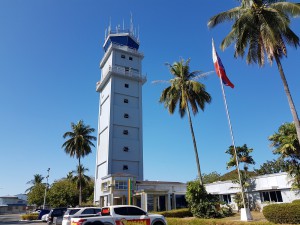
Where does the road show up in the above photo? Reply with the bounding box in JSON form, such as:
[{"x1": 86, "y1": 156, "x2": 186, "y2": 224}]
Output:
[{"x1": 0, "y1": 214, "x2": 45, "y2": 225}]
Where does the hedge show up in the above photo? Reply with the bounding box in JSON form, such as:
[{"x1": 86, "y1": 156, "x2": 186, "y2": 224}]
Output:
[
  {"x1": 21, "y1": 213, "x2": 39, "y2": 220},
  {"x1": 156, "y1": 208, "x2": 193, "y2": 218},
  {"x1": 263, "y1": 203, "x2": 300, "y2": 224},
  {"x1": 166, "y1": 218, "x2": 274, "y2": 225},
  {"x1": 292, "y1": 199, "x2": 300, "y2": 204}
]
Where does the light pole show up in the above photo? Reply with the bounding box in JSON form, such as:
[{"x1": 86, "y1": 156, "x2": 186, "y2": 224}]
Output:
[{"x1": 43, "y1": 168, "x2": 50, "y2": 209}]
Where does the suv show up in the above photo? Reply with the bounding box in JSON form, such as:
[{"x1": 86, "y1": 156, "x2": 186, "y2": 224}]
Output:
[
  {"x1": 62, "y1": 207, "x2": 101, "y2": 225},
  {"x1": 47, "y1": 207, "x2": 67, "y2": 225}
]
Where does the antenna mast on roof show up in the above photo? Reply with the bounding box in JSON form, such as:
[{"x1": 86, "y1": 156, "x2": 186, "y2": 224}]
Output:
[
  {"x1": 108, "y1": 17, "x2": 111, "y2": 34},
  {"x1": 130, "y1": 12, "x2": 133, "y2": 34}
]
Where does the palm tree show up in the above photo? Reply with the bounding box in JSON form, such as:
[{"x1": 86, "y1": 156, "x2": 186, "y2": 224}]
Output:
[
  {"x1": 269, "y1": 122, "x2": 300, "y2": 160},
  {"x1": 208, "y1": 0, "x2": 300, "y2": 146},
  {"x1": 71, "y1": 165, "x2": 92, "y2": 192},
  {"x1": 25, "y1": 174, "x2": 44, "y2": 193},
  {"x1": 225, "y1": 144, "x2": 255, "y2": 169},
  {"x1": 62, "y1": 120, "x2": 96, "y2": 205},
  {"x1": 269, "y1": 122, "x2": 300, "y2": 189},
  {"x1": 65, "y1": 171, "x2": 74, "y2": 180},
  {"x1": 159, "y1": 58, "x2": 212, "y2": 185}
]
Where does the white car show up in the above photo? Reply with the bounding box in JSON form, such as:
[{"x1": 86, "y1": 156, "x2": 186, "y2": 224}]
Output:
[
  {"x1": 42, "y1": 213, "x2": 49, "y2": 222},
  {"x1": 62, "y1": 207, "x2": 101, "y2": 225}
]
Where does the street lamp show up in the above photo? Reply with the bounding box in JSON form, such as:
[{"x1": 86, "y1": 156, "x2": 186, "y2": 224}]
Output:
[{"x1": 43, "y1": 168, "x2": 50, "y2": 209}]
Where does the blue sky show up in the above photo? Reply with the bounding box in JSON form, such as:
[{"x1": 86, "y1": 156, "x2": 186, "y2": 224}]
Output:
[{"x1": 1, "y1": 0, "x2": 300, "y2": 196}]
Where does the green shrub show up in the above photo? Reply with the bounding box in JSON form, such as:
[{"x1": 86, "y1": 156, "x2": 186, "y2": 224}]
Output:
[
  {"x1": 292, "y1": 199, "x2": 300, "y2": 204},
  {"x1": 156, "y1": 208, "x2": 193, "y2": 218},
  {"x1": 166, "y1": 217, "x2": 273, "y2": 225},
  {"x1": 263, "y1": 203, "x2": 300, "y2": 224},
  {"x1": 21, "y1": 213, "x2": 39, "y2": 220},
  {"x1": 186, "y1": 181, "x2": 233, "y2": 218}
]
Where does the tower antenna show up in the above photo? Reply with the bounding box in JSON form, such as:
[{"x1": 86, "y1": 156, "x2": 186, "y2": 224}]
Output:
[
  {"x1": 108, "y1": 17, "x2": 111, "y2": 34},
  {"x1": 130, "y1": 12, "x2": 133, "y2": 34}
]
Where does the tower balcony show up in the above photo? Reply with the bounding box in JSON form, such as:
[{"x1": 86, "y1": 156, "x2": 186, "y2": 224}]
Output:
[
  {"x1": 96, "y1": 65, "x2": 147, "y2": 92},
  {"x1": 100, "y1": 43, "x2": 144, "y2": 68}
]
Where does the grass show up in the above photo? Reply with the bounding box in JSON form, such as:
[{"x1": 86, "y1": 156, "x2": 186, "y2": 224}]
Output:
[{"x1": 166, "y1": 211, "x2": 274, "y2": 225}]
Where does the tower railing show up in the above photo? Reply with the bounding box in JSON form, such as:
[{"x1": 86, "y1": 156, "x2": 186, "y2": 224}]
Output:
[
  {"x1": 97, "y1": 65, "x2": 147, "y2": 90},
  {"x1": 110, "y1": 43, "x2": 143, "y2": 56}
]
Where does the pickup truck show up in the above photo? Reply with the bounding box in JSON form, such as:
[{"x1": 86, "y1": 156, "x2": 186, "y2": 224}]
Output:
[{"x1": 71, "y1": 205, "x2": 167, "y2": 225}]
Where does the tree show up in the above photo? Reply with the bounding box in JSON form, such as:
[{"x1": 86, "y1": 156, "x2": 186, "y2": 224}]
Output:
[
  {"x1": 269, "y1": 122, "x2": 300, "y2": 161},
  {"x1": 225, "y1": 144, "x2": 255, "y2": 170},
  {"x1": 27, "y1": 183, "x2": 47, "y2": 207},
  {"x1": 159, "y1": 58, "x2": 211, "y2": 185},
  {"x1": 186, "y1": 180, "x2": 232, "y2": 218},
  {"x1": 71, "y1": 165, "x2": 92, "y2": 200},
  {"x1": 202, "y1": 171, "x2": 222, "y2": 184},
  {"x1": 208, "y1": 0, "x2": 300, "y2": 146},
  {"x1": 62, "y1": 120, "x2": 96, "y2": 205},
  {"x1": 48, "y1": 179, "x2": 78, "y2": 207},
  {"x1": 269, "y1": 122, "x2": 300, "y2": 189},
  {"x1": 254, "y1": 159, "x2": 288, "y2": 175},
  {"x1": 25, "y1": 174, "x2": 44, "y2": 193},
  {"x1": 225, "y1": 144, "x2": 255, "y2": 209}
]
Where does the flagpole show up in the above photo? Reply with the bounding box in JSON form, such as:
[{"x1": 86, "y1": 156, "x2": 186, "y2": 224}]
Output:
[{"x1": 218, "y1": 76, "x2": 247, "y2": 210}]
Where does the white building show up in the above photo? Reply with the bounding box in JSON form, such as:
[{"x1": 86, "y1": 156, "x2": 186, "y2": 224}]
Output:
[
  {"x1": 93, "y1": 24, "x2": 189, "y2": 211},
  {"x1": 94, "y1": 24, "x2": 146, "y2": 206},
  {"x1": 205, "y1": 172, "x2": 300, "y2": 211}
]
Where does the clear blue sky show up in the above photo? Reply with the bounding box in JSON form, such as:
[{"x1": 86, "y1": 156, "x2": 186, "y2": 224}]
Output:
[{"x1": 1, "y1": 0, "x2": 300, "y2": 196}]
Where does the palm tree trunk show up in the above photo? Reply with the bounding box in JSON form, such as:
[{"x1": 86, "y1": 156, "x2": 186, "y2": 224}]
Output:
[
  {"x1": 78, "y1": 157, "x2": 82, "y2": 206},
  {"x1": 186, "y1": 102, "x2": 203, "y2": 185},
  {"x1": 275, "y1": 56, "x2": 300, "y2": 146}
]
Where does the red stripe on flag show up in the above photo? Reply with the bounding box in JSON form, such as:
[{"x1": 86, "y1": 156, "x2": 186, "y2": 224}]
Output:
[{"x1": 212, "y1": 40, "x2": 234, "y2": 88}]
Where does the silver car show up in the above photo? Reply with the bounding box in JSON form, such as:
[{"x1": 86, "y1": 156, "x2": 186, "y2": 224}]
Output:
[{"x1": 62, "y1": 207, "x2": 101, "y2": 225}]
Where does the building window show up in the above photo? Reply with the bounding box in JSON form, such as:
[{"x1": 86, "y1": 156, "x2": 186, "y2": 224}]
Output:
[
  {"x1": 123, "y1": 130, "x2": 128, "y2": 135},
  {"x1": 121, "y1": 54, "x2": 125, "y2": 59},
  {"x1": 124, "y1": 99, "x2": 129, "y2": 103},
  {"x1": 124, "y1": 113, "x2": 129, "y2": 118},
  {"x1": 222, "y1": 194, "x2": 232, "y2": 204},
  {"x1": 123, "y1": 165, "x2": 128, "y2": 170},
  {"x1": 260, "y1": 191, "x2": 283, "y2": 202},
  {"x1": 102, "y1": 182, "x2": 108, "y2": 191},
  {"x1": 129, "y1": 56, "x2": 133, "y2": 61},
  {"x1": 123, "y1": 146, "x2": 129, "y2": 152},
  {"x1": 124, "y1": 83, "x2": 129, "y2": 88},
  {"x1": 115, "y1": 181, "x2": 127, "y2": 190}
]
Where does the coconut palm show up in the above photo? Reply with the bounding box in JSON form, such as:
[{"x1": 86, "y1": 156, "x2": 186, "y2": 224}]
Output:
[
  {"x1": 62, "y1": 120, "x2": 96, "y2": 205},
  {"x1": 208, "y1": 0, "x2": 300, "y2": 146},
  {"x1": 71, "y1": 165, "x2": 91, "y2": 191},
  {"x1": 159, "y1": 58, "x2": 212, "y2": 185},
  {"x1": 25, "y1": 174, "x2": 44, "y2": 193}
]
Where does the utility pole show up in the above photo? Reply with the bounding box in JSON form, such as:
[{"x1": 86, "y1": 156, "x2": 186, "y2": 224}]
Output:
[{"x1": 43, "y1": 168, "x2": 50, "y2": 209}]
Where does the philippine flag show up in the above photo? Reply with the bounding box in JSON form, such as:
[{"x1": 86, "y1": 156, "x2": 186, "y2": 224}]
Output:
[{"x1": 212, "y1": 39, "x2": 234, "y2": 88}]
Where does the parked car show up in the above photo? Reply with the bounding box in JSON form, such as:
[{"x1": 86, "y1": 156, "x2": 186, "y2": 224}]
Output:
[
  {"x1": 42, "y1": 213, "x2": 49, "y2": 222},
  {"x1": 62, "y1": 207, "x2": 101, "y2": 225},
  {"x1": 38, "y1": 209, "x2": 50, "y2": 220},
  {"x1": 47, "y1": 207, "x2": 67, "y2": 225}
]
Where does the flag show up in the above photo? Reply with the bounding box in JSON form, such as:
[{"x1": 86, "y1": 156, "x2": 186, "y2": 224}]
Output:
[{"x1": 212, "y1": 40, "x2": 234, "y2": 88}]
